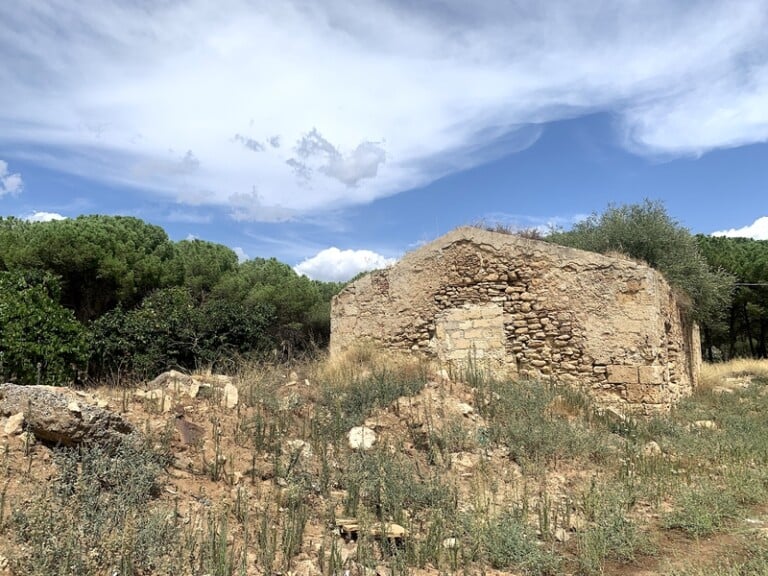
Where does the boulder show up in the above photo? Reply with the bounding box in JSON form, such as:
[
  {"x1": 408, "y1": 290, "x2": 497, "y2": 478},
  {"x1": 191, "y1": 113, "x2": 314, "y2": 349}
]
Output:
[{"x1": 0, "y1": 383, "x2": 134, "y2": 446}]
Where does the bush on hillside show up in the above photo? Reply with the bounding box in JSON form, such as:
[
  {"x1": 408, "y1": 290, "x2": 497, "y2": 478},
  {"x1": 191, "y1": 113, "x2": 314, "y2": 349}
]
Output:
[{"x1": 90, "y1": 287, "x2": 277, "y2": 379}]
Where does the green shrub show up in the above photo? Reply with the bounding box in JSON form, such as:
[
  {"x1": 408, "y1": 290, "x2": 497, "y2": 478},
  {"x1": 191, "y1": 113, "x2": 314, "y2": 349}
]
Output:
[
  {"x1": 343, "y1": 445, "x2": 455, "y2": 523},
  {"x1": 664, "y1": 481, "x2": 739, "y2": 537},
  {"x1": 315, "y1": 365, "x2": 427, "y2": 443},
  {"x1": 577, "y1": 483, "x2": 653, "y2": 575},
  {"x1": 465, "y1": 508, "x2": 560, "y2": 575},
  {"x1": 477, "y1": 378, "x2": 609, "y2": 468},
  {"x1": 0, "y1": 271, "x2": 87, "y2": 385},
  {"x1": 9, "y1": 435, "x2": 182, "y2": 575},
  {"x1": 89, "y1": 287, "x2": 277, "y2": 378}
]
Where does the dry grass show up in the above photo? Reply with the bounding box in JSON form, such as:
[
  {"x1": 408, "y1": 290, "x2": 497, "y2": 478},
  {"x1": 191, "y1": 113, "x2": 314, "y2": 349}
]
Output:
[
  {"x1": 315, "y1": 343, "x2": 430, "y2": 386},
  {"x1": 699, "y1": 358, "x2": 768, "y2": 389}
]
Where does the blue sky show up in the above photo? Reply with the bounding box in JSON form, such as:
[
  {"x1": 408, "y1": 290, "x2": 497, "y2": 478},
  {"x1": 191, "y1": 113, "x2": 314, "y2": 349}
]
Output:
[{"x1": 1, "y1": 1, "x2": 767, "y2": 281}]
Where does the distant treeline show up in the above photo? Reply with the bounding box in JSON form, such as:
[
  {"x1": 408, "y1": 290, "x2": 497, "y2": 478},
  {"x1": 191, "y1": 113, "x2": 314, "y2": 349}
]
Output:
[
  {"x1": 696, "y1": 234, "x2": 768, "y2": 360},
  {"x1": 0, "y1": 215, "x2": 343, "y2": 385}
]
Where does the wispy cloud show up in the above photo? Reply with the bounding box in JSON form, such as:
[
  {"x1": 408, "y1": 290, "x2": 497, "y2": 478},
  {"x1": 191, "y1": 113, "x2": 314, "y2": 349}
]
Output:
[
  {"x1": 1, "y1": 1, "x2": 767, "y2": 219},
  {"x1": 479, "y1": 212, "x2": 589, "y2": 235},
  {"x1": 0, "y1": 160, "x2": 23, "y2": 196},
  {"x1": 712, "y1": 216, "x2": 768, "y2": 240},
  {"x1": 165, "y1": 209, "x2": 212, "y2": 224},
  {"x1": 294, "y1": 247, "x2": 397, "y2": 282}
]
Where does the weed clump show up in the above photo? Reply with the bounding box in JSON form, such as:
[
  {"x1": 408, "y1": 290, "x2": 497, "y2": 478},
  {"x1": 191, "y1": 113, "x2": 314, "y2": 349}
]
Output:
[{"x1": 9, "y1": 435, "x2": 177, "y2": 575}]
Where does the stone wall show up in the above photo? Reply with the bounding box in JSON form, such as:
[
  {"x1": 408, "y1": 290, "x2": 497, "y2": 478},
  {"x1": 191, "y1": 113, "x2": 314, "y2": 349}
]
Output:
[{"x1": 331, "y1": 227, "x2": 701, "y2": 413}]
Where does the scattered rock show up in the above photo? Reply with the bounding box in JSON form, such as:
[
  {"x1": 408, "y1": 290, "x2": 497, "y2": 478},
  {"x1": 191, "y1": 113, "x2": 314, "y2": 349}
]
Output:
[
  {"x1": 450, "y1": 451, "x2": 480, "y2": 470},
  {"x1": 337, "y1": 518, "x2": 408, "y2": 541},
  {"x1": 712, "y1": 375, "x2": 752, "y2": 394},
  {"x1": 554, "y1": 527, "x2": 570, "y2": 542},
  {"x1": 285, "y1": 439, "x2": 313, "y2": 458},
  {"x1": 3, "y1": 412, "x2": 24, "y2": 435},
  {"x1": 602, "y1": 406, "x2": 627, "y2": 426},
  {"x1": 642, "y1": 440, "x2": 662, "y2": 456},
  {"x1": 135, "y1": 389, "x2": 174, "y2": 413},
  {"x1": 442, "y1": 537, "x2": 458, "y2": 549},
  {"x1": 67, "y1": 400, "x2": 81, "y2": 413},
  {"x1": 0, "y1": 383, "x2": 134, "y2": 446},
  {"x1": 148, "y1": 369, "x2": 193, "y2": 390},
  {"x1": 348, "y1": 426, "x2": 376, "y2": 450},
  {"x1": 692, "y1": 420, "x2": 718, "y2": 431},
  {"x1": 172, "y1": 455, "x2": 194, "y2": 471},
  {"x1": 372, "y1": 522, "x2": 407, "y2": 539},
  {"x1": 147, "y1": 370, "x2": 210, "y2": 399},
  {"x1": 18, "y1": 431, "x2": 35, "y2": 447},
  {"x1": 456, "y1": 402, "x2": 474, "y2": 417},
  {"x1": 292, "y1": 559, "x2": 322, "y2": 576},
  {"x1": 221, "y1": 382, "x2": 239, "y2": 409},
  {"x1": 188, "y1": 381, "x2": 201, "y2": 399},
  {"x1": 568, "y1": 514, "x2": 587, "y2": 532}
]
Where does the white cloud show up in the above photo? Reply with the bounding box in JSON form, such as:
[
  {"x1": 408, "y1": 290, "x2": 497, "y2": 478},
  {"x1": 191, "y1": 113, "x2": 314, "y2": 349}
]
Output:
[
  {"x1": 0, "y1": 160, "x2": 23, "y2": 196},
  {"x1": 1, "y1": 2, "x2": 767, "y2": 217},
  {"x1": 233, "y1": 247, "x2": 249, "y2": 263},
  {"x1": 294, "y1": 247, "x2": 397, "y2": 282},
  {"x1": 24, "y1": 211, "x2": 66, "y2": 222},
  {"x1": 712, "y1": 216, "x2": 768, "y2": 240}
]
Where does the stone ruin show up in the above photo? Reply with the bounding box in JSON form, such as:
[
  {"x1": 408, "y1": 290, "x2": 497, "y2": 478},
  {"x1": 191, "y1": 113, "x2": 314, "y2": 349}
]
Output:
[{"x1": 330, "y1": 227, "x2": 701, "y2": 414}]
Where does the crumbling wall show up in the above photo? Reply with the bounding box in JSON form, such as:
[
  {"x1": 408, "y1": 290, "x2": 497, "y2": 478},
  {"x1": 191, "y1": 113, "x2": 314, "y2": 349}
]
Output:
[{"x1": 331, "y1": 227, "x2": 700, "y2": 413}]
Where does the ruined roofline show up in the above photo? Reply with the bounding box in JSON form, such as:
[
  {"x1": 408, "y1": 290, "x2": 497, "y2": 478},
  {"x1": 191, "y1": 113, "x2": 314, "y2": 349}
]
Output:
[
  {"x1": 418, "y1": 226, "x2": 645, "y2": 266},
  {"x1": 343, "y1": 226, "x2": 656, "y2": 292}
]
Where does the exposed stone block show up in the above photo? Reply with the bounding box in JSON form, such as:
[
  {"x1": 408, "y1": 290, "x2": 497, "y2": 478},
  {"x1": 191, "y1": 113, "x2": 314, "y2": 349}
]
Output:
[
  {"x1": 625, "y1": 383, "x2": 667, "y2": 404},
  {"x1": 638, "y1": 365, "x2": 665, "y2": 384},
  {"x1": 607, "y1": 365, "x2": 639, "y2": 384}
]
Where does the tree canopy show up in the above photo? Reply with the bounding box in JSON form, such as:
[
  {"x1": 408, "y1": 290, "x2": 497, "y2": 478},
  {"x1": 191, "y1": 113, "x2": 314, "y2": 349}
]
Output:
[
  {"x1": 0, "y1": 215, "x2": 175, "y2": 321},
  {"x1": 0, "y1": 215, "x2": 343, "y2": 384}
]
